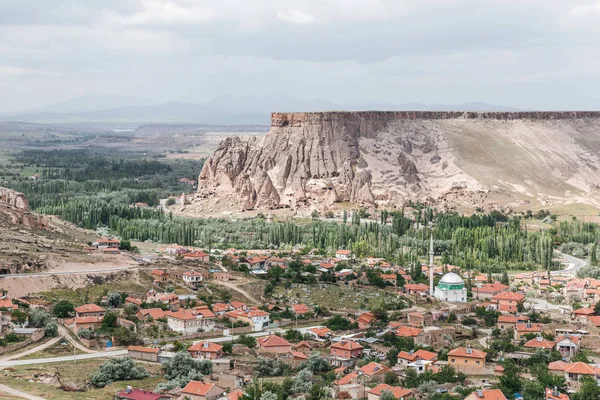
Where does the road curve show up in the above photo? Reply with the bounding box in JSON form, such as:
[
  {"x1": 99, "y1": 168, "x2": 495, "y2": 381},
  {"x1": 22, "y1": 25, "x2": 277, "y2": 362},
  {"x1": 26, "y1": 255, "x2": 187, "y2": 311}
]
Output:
[{"x1": 0, "y1": 349, "x2": 127, "y2": 367}]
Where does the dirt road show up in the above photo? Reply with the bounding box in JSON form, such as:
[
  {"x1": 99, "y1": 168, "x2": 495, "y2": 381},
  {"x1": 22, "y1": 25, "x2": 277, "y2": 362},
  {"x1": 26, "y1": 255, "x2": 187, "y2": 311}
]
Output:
[
  {"x1": 0, "y1": 384, "x2": 47, "y2": 400},
  {"x1": 216, "y1": 280, "x2": 261, "y2": 304}
]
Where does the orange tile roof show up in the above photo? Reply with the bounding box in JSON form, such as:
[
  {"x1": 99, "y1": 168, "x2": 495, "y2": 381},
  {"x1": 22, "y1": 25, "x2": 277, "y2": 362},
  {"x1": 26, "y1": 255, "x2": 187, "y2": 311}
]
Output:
[
  {"x1": 0, "y1": 298, "x2": 15, "y2": 309},
  {"x1": 334, "y1": 372, "x2": 359, "y2": 386},
  {"x1": 227, "y1": 390, "x2": 244, "y2": 400},
  {"x1": 548, "y1": 361, "x2": 567, "y2": 371},
  {"x1": 188, "y1": 341, "x2": 223, "y2": 353},
  {"x1": 545, "y1": 388, "x2": 569, "y2": 400},
  {"x1": 181, "y1": 381, "x2": 219, "y2": 396},
  {"x1": 294, "y1": 341, "x2": 313, "y2": 349},
  {"x1": 523, "y1": 337, "x2": 555, "y2": 349},
  {"x1": 368, "y1": 384, "x2": 412, "y2": 399},
  {"x1": 394, "y1": 326, "x2": 423, "y2": 337},
  {"x1": 230, "y1": 301, "x2": 246, "y2": 309},
  {"x1": 573, "y1": 307, "x2": 595, "y2": 315},
  {"x1": 396, "y1": 349, "x2": 437, "y2": 361},
  {"x1": 292, "y1": 351, "x2": 308, "y2": 359},
  {"x1": 357, "y1": 312, "x2": 376, "y2": 324},
  {"x1": 497, "y1": 315, "x2": 529, "y2": 323},
  {"x1": 564, "y1": 362, "x2": 597, "y2": 375},
  {"x1": 404, "y1": 283, "x2": 429, "y2": 291},
  {"x1": 292, "y1": 304, "x2": 310, "y2": 314},
  {"x1": 359, "y1": 362, "x2": 390, "y2": 376},
  {"x1": 138, "y1": 308, "x2": 166, "y2": 319},
  {"x1": 588, "y1": 315, "x2": 600, "y2": 327},
  {"x1": 556, "y1": 335, "x2": 581, "y2": 344},
  {"x1": 74, "y1": 304, "x2": 106, "y2": 314},
  {"x1": 128, "y1": 346, "x2": 159, "y2": 354},
  {"x1": 492, "y1": 292, "x2": 525, "y2": 301},
  {"x1": 331, "y1": 340, "x2": 363, "y2": 351},
  {"x1": 74, "y1": 316, "x2": 104, "y2": 324},
  {"x1": 448, "y1": 347, "x2": 487, "y2": 359},
  {"x1": 151, "y1": 269, "x2": 167, "y2": 276},
  {"x1": 470, "y1": 389, "x2": 507, "y2": 400},
  {"x1": 309, "y1": 327, "x2": 332, "y2": 337},
  {"x1": 258, "y1": 335, "x2": 291, "y2": 348},
  {"x1": 476, "y1": 283, "x2": 509, "y2": 293}
]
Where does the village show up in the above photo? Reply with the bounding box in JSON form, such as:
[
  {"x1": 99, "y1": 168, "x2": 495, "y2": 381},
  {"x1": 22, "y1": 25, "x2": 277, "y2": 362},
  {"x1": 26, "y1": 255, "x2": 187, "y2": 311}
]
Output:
[{"x1": 0, "y1": 234, "x2": 599, "y2": 400}]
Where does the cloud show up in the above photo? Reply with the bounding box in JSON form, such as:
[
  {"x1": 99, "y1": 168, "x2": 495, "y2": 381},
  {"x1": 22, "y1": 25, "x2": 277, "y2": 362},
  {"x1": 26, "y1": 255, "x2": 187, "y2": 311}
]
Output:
[
  {"x1": 276, "y1": 9, "x2": 316, "y2": 25},
  {"x1": 571, "y1": 1, "x2": 600, "y2": 15}
]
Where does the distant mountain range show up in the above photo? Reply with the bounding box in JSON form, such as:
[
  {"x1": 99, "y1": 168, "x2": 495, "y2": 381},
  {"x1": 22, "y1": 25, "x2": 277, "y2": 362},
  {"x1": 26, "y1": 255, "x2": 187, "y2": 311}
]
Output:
[{"x1": 1, "y1": 94, "x2": 521, "y2": 125}]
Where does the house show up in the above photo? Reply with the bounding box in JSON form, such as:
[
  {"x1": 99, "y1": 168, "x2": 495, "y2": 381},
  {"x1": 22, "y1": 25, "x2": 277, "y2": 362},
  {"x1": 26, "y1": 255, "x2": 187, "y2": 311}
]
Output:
[
  {"x1": 0, "y1": 298, "x2": 15, "y2": 311},
  {"x1": 137, "y1": 308, "x2": 167, "y2": 321},
  {"x1": 336, "y1": 249, "x2": 353, "y2": 260},
  {"x1": 96, "y1": 238, "x2": 120, "y2": 249},
  {"x1": 125, "y1": 297, "x2": 143, "y2": 307},
  {"x1": 151, "y1": 269, "x2": 169, "y2": 282},
  {"x1": 404, "y1": 283, "x2": 430, "y2": 296},
  {"x1": 496, "y1": 315, "x2": 529, "y2": 331},
  {"x1": 515, "y1": 322, "x2": 543, "y2": 340},
  {"x1": 183, "y1": 271, "x2": 208, "y2": 286},
  {"x1": 74, "y1": 304, "x2": 106, "y2": 318},
  {"x1": 394, "y1": 326, "x2": 423, "y2": 340},
  {"x1": 381, "y1": 274, "x2": 397, "y2": 286},
  {"x1": 447, "y1": 346, "x2": 487, "y2": 374},
  {"x1": 545, "y1": 387, "x2": 569, "y2": 400},
  {"x1": 524, "y1": 335, "x2": 555, "y2": 350},
  {"x1": 163, "y1": 244, "x2": 189, "y2": 255},
  {"x1": 116, "y1": 387, "x2": 171, "y2": 400},
  {"x1": 269, "y1": 257, "x2": 288, "y2": 269},
  {"x1": 179, "y1": 381, "x2": 226, "y2": 400},
  {"x1": 472, "y1": 283, "x2": 509, "y2": 300},
  {"x1": 357, "y1": 312, "x2": 376, "y2": 329},
  {"x1": 396, "y1": 349, "x2": 438, "y2": 367},
  {"x1": 333, "y1": 372, "x2": 363, "y2": 399},
  {"x1": 188, "y1": 341, "x2": 223, "y2": 360},
  {"x1": 491, "y1": 292, "x2": 525, "y2": 312},
  {"x1": 318, "y1": 262, "x2": 335, "y2": 274},
  {"x1": 367, "y1": 384, "x2": 413, "y2": 400},
  {"x1": 66, "y1": 316, "x2": 104, "y2": 331},
  {"x1": 291, "y1": 304, "x2": 311, "y2": 315},
  {"x1": 307, "y1": 326, "x2": 333, "y2": 340},
  {"x1": 563, "y1": 362, "x2": 600, "y2": 383},
  {"x1": 224, "y1": 308, "x2": 270, "y2": 331},
  {"x1": 330, "y1": 340, "x2": 363, "y2": 367},
  {"x1": 128, "y1": 346, "x2": 160, "y2": 362},
  {"x1": 407, "y1": 312, "x2": 432, "y2": 327},
  {"x1": 294, "y1": 341, "x2": 313, "y2": 356},
  {"x1": 166, "y1": 308, "x2": 215, "y2": 333},
  {"x1": 555, "y1": 335, "x2": 580, "y2": 357},
  {"x1": 184, "y1": 251, "x2": 210, "y2": 262},
  {"x1": 358, "y1": 362, "x2": 390, "y2": 382},
  {"x1": 464, "y1": 389, "x2": 507, "y2": 400},
  {"x1": 226, "y1": 390, "x2": 244, "y2": 400},
  {"x1": 257, "y1": 335, "x2": 292, "y2": 354},
  {"x1": 146, "y1": 292, "x2": 179, "y2": 306},
  {"x1": 572, "y1": 307, "x2": 595, "y2": 322}
]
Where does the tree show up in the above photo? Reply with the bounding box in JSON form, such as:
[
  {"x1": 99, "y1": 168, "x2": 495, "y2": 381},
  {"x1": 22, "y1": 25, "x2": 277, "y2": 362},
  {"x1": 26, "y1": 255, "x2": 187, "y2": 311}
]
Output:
[
  {"x1": 222, "y1": 342, "x2": 233, "y2": 354},
  {"x1": 102, "y1": 312, "x2": 118, "y2": 329},
  {"x1": 156, "y1": 352, "x2": 212, "y2": 391},
  {"x1": 12, "y1": 309, "x2": 28, "y2": 325},
  {"x1": 447, "y1": 312, "x2": 457, "y2": 323},
  {"x1": 572, "y1": 376, "x2": 600, "y2": 400},
  {"x1": 292, "y1": 369, "x2": 313, "y2": 393},
  {"x1": 501, "y1": 271, "x2": 509, "y2": 285},
  {"x1": 384, "y1": 372, "x2": 399, "y2": 385},
  {"x1": 256, "y1": 357, "x2": 290, "y2": 377},
  {"x1": 498, "y1": 359, "x2": 522, "y2": 398},
  {"x1": 386, "y1": 348, "x2": 398, "y2": 365},
  {"x1": 522, "y1": 381, "x2": 545, "y2": 400},
  {"x1": 380, "y1": 390, "x2": 397, "y2": 400},
  {"x1": 305, "y1": 351, "x2": 330, "y2": 374},
  {"x1": 52, "y1": 300, "x2": 74, "y2": 318},
  {"x1": 28, "y1": 308, "x2": 51, "y2": 328},
  {"x1": 594, "y1": 301, "x2": 600, "y2": 315},
  {"x1": 44, "y1": 322, "x2": 59, "y2": 337},
  {"x1": 237, "y1": 334, "x2": 257, "y2": 349},
  {"x1": 90, "y1": 357, "x2": 149, "y2": 388},
  {"x1": 107, "y1": 291, "x2": 123, "y2": 307},
  {"x1": 259, "y1": 392, "x2": 278, "y2": 400}
]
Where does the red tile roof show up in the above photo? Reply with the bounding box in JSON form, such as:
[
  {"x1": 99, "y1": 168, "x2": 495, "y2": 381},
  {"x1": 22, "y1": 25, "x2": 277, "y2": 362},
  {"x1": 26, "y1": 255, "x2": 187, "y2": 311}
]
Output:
[
  {"x1": 359, "y1": 362, "x2": 390, "y2": 376},
  {"x1": 257, "y1": 335, "x2": 291, "y2": 348},
  {"x1": 181, "y1": 381, "x2": 220, "y2": 396},
  {"x1": 469, "y1": 389, "x2": 507, "y2": 400},
  {"x1": 447, "y1": 347, "x2": 487, "y2": 359},
  {"x1": 331, "y1": 340, "x2": 363, "y2": 351},
  {"x1": 492, "y1": 292, "x2": 525, "y2": 301},
  {"x1": 368, "y1": 384, "x2": 412, "y2": 399},
  {"x1": 334, "y1": 372, "x2": 359, "y2": 386},
  {"x1": 74, "y1": 304, "x2": 106, "y2": 314},
  {"x1": 564, "y1": 362, "x2": 597, "y2": 375},
  {"x1": 188, "y1": 341, "x2": 223, "y2": 353},
  {"x1": 128, "y1": 346, "x2": 160, "y2": 354},
  {"x1": 394, "y1": 326, "x2": 423, "y2": 337},
  {"x1": 523, "y1": 337, "x2": 555, "y2": 349},
  {"x1": 116, "y1": 388, "x2": 168, "y2": 400}
]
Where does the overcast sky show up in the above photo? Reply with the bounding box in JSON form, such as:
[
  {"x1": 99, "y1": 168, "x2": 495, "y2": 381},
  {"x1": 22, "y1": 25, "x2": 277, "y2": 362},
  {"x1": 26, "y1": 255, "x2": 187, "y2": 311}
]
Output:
[{"x1": 1, "y1": 0, "x2": 599, "y2": 112}]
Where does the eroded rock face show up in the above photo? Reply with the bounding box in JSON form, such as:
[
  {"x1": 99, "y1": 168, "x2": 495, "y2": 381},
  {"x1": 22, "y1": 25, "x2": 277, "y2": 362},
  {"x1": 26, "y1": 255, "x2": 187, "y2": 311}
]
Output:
[
  {"x1": 0, "y1": 187, "x2": 46, "y2": 228},
  {"x1": 195, "y1": 111, "x2": 600, "y2": 213}
]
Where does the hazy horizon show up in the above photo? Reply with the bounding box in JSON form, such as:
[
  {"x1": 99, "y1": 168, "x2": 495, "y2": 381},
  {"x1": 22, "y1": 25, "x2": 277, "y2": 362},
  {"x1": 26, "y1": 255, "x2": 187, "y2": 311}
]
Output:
[{"x1": 2, "y1": 0, "x2": 600, "y2": 113}]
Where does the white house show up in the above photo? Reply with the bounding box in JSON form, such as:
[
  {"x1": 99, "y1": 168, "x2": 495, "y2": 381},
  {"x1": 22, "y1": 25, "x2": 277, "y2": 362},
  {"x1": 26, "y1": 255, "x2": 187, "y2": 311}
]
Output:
[
  {"x1": 166, "y1": 309, "x2": 215, "y2": 333},
  {"x1": 183, "y1": 271, "x2": 207, "y2": 286},
  {"x1": 336, "y1": 250, "x2": 353, "y2": 260}
]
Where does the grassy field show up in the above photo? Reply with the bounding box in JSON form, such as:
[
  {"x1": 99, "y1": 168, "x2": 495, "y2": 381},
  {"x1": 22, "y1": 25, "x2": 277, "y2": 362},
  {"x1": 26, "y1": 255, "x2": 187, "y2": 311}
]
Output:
[
  {"x1": 40, "y1": 271, "x2": 154, "y2": 305},
  {"x1": 0, "y1": 359, "x2": 164, "y2": 400},
  {"x1": 275, "y1": 283, "x2": 403, "y2": 311},
  {"x1": 17, "y1": 341, "x2": 87, "y2": 360}
]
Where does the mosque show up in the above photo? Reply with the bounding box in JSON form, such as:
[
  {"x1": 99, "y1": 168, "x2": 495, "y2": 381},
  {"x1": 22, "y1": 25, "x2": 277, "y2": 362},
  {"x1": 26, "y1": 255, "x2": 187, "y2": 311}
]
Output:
[{"x1": 428, "y1": 235, "x2": 467, "y2": 303}]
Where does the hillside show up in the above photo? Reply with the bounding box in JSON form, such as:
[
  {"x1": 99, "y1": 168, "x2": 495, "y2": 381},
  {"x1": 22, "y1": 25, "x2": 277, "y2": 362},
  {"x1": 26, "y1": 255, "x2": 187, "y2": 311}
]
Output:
[{"x1": 188, "y1": 111, "x2": 600, "y2": 216}]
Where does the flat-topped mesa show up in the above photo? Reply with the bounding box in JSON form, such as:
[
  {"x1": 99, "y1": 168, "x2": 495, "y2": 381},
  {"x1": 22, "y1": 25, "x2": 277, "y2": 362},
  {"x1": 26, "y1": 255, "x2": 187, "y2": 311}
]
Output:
[
  {"x1": 193, "y1": 110, "x2": 600, "y2": 215},
  {"x1": 271, "y1": 111, "x2": 600, "y2": 127}
]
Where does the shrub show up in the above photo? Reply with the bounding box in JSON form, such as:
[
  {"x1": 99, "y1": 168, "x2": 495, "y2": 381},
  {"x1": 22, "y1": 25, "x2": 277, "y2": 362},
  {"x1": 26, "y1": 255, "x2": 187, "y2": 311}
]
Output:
[
  {"x1": 90, "y1": 357, "x2": 149, "y2": 388},
  {"x1": 44, "y1": 322, "x2": 59, "y2": 337},
  {"x1": 52, "y1": 300, "x2": 74, "y2": 318}
]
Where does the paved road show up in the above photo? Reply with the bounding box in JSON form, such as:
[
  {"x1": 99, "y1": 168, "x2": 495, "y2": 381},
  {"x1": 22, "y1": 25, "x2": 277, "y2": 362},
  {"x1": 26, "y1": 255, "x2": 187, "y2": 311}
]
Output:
[
  {"x1": 0, "y1": 349, "x2": 128, "y2": 367},
  {"x1": 551, "y1": 251, "x2": 587, "y2": 276},
  {"x1": 192, "y1": 325, "x2": 324, "y2": 345}
]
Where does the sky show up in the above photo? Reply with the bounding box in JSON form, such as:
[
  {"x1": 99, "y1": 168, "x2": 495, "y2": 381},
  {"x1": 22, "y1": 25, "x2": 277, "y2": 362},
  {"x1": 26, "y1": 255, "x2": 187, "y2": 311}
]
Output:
[{"x1": 1, "y1": 0, "x2": 600, "y2": 112}]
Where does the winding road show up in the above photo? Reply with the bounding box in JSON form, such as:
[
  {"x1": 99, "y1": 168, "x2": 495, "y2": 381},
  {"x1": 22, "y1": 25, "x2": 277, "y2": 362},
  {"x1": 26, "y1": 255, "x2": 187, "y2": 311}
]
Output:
[{"x1": 551, "y1": 251, "x2": 588, "y2": 276}]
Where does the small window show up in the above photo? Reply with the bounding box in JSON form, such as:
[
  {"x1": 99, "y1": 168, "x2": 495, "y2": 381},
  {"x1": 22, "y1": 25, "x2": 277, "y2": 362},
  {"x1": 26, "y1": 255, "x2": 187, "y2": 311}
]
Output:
[
  {"x1": 464, "y1": 360, "x2": 467, "y2": 363},
  {"x1": 476, "y1": 361, "x2": 480, "y2": 364}
]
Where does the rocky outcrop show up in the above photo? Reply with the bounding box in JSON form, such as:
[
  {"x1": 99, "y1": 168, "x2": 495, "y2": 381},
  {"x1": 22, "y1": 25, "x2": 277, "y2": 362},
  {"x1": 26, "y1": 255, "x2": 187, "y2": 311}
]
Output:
[
  {"x1": 194, "y1": 111, "x2": 600, "y2": 214},
  {"x1": 0, "y1": 187, "x2": 46, "y2": 228}
]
